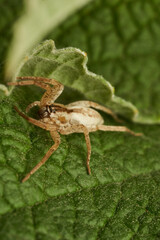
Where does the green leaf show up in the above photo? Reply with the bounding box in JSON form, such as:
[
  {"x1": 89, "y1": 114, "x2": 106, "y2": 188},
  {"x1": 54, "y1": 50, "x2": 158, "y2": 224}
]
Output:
[
  {"x1": 50, "y1": 0, "x2": 160, "y2": 124},
  {"x1": 0, "y1": 87, "x2": 160, "y2": 239},
  {"x1": 16, "y1": 39, "x2": 160, "y2": 123},
  {"x1": 5, "y1": 0, "x2": 93, "y2": 78},
  {"x1": 1, "y1": 0, "x2": 160, "y2": 239},
  {"x1": 17, "y1": 40, "x2": 138, "y2": 120}
]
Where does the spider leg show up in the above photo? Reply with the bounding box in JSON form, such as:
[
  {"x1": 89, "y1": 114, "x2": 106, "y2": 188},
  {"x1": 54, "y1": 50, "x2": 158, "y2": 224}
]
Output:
[
  {"x1": 59, "y1": 125, "x2": 91, "y2": 175},
  {"x1": 66, "y1": 100, "x2": 123, "y2": 123},
  {"x1": 83, "y1": 127, "x2": 91, "y2": 175},
  {"x1": 8, "y1": 76, "x2": 64, "y2": 106},
  {"x1": 97, "y1": 125, "x2": 143, "y2": 136},
  {"x1": 22, "y1": 131, "x2": 60, "y2": 182},
  {"x1": 26, "y1": 101, "x2": 40, "y2": 113},
  {"x1": 59, "y1": 123, "x2": 142, "y2": 175},
  {"x1": 14, "y1": 106, "x2": 56, "y2": 131}
]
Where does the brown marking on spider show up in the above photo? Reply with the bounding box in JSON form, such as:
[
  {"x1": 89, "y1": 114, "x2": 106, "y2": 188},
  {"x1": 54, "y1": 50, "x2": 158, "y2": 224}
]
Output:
[
  {"x1": 58, "y1": 116, "x2": 67, "y2": 124},
  {"x1": 8, "y1": 76, "x2": 142, "y2": 183}
]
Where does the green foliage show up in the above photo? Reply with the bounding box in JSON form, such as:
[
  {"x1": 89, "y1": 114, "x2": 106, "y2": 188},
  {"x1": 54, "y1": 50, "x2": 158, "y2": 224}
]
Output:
[
  {"x1": 51, "y1": 0, "x2": 160, "y2": 123},
  {"x1": 1, "y1": 0, "x2": 160, "y2": 240},
  {"x1": 18, "y1": 40, "x2": 138, "y2": 120}
]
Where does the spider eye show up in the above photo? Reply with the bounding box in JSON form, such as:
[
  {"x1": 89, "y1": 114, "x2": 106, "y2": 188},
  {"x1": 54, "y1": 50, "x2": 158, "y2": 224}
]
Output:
[{"x1": 49, "y1": 105, "x2": 56, "y2": 113}]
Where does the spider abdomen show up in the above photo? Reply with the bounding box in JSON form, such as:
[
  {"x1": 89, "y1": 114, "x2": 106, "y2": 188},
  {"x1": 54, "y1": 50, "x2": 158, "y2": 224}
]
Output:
[{"x1": 67, "y1": 106, "x2": 104, "y2": 126}]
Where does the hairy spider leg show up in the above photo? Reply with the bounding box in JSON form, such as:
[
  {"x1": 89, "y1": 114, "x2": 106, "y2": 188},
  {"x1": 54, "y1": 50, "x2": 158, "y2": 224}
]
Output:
[
  {"x1": 83, "y1": 127, "x2": 91, "y2": 174},
  {"x1": 26, "y1": 101, "x2": 41, "y2": 113},
  {"x1": 66, "y1": 101, "x2": 123, "y2": 123},
  {"x1": 8, "y1": 76, "x2": 64, "y2": 106},
  {"x1": 14, "y1": 106, "x2": 57, "y2": 131},
  {"x1": 97, "y1": 125, "x2": 142, "y2": 136},
  {"x1": 14, "y1": 106, "x2": 60, "y2": 182},
  {"x1": 22, "y1": 131, "x2": 61, "y2": 182}
]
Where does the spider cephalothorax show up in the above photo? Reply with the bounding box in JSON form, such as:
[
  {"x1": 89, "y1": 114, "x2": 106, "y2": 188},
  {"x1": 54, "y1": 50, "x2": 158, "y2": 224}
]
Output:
[
  {"x1": 39, "y1": 104, "x2": 56, "y2": 118},
  {"x1": 8, "y1": 76, "x2": 142, "y2": 182}
]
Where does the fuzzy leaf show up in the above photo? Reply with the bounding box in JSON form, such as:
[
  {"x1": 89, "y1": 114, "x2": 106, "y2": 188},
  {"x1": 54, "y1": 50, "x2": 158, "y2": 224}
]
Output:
[
  {"x1": 1, "y1": 0, "x2": 160, "y2": 240},
  {"x1": 0, "y1": 86, "x2": 160, "y2": 240},
  {"x1": 16, "y1": 40, "x2": 139, "y2": 120},
  {"x1": 50, "y1": 0, "x2": 160, "y2": 124}
]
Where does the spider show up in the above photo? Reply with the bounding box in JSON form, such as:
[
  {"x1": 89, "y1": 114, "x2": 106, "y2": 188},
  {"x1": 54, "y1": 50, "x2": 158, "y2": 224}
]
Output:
[{"x1": 8, "y1": 76, "x2": 142, "y2": 182}]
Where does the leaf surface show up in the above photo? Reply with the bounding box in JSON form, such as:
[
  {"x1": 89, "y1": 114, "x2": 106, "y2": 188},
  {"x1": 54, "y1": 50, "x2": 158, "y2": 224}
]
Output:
[
  {"x1": 17, "y1": 40, "x2": 138, "y2": 120},
  {"x1": 0, "y1": 87, "x2": 160, "y2": 239},
  {"x1": 50, "y1": 0, "x2": 160, "y2": 124},
  {"x1": 1, "y1": 0, "x2": 160, "y2": 239}
]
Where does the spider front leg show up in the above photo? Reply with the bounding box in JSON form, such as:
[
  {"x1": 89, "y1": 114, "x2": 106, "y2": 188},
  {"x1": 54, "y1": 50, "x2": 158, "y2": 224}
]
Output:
[
  {"x1": 13, "y1": 107, "x2": 60, "y2": 182},
  {"x1": 26, "y1": 101, "x2": 40, "y2": 113},
  {"x1": 22, "y1": 131, "x2": 61, "y2": 182},
  {"x1": 7, "y1": 76, "x2": 64, "y2": 106},
  {"x1": 14, "y1": 106, "x2": 56, "y2": 131}
]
